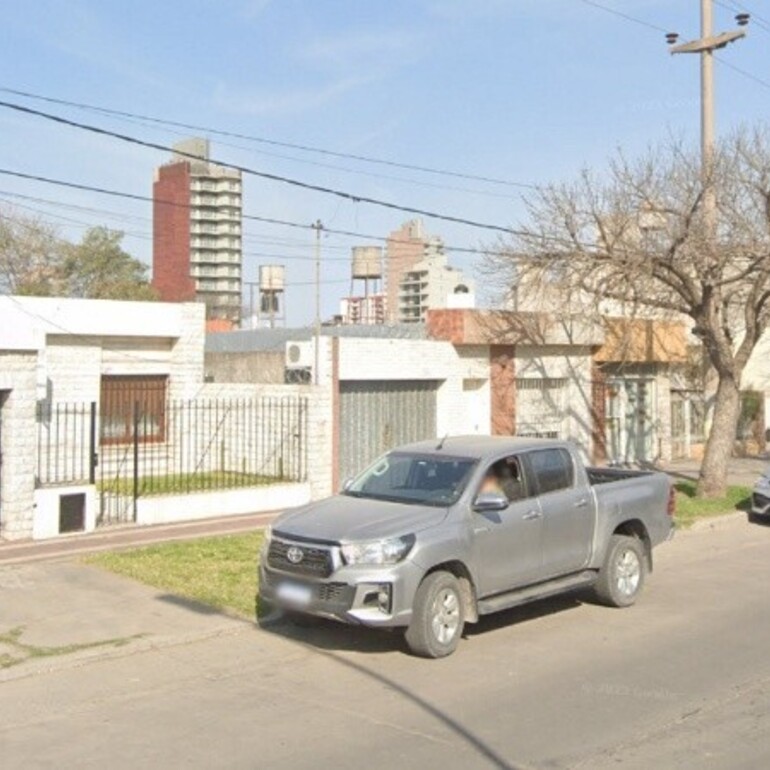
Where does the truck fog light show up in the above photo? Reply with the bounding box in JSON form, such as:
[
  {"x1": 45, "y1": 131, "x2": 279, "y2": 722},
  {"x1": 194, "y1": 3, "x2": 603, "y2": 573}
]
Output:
[{"x1": 377, "y1": 584, "x2": 392, "y2": 613}]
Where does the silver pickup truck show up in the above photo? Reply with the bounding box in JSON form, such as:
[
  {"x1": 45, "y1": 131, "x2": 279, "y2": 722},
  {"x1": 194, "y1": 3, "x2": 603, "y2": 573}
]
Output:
[{"x1": 259, "y1": 436, "x2": 675, "y2": 657}]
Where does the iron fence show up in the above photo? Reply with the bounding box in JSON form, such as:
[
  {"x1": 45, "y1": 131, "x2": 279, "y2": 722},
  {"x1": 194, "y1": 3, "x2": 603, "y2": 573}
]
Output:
[{"x1": 36, "y1": 395, "x2": 309, "y2": 526}]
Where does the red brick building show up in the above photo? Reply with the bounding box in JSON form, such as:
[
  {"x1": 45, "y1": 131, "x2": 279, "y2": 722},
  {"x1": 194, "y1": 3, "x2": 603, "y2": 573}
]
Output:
[{"x1": 152, "y1": 138, "x2": 242, "y2": 325}]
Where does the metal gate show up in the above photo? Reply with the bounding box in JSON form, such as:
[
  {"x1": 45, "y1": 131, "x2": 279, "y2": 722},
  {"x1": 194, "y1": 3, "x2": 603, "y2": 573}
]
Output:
[
  {"x1": 515, "y1": 378, "x2": 568, "y2": 438},
  {"x1": 338, "y1": 380, "x2": 439, "y2": 482},
  {"x1": 671, "y1": 390, "x2": 706, "y2": 460},
  {"x1": 606, "y1": 379, "x2": 655, "y2": 464}
]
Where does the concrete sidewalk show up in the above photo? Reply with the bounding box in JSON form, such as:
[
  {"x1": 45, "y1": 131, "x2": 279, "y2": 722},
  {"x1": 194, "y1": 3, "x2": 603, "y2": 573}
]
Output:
[
  {"x1": 0, "y1": 559, "x2": 251, "y2": 682},
  {"x1": 662, "y1": 454, "x2": 768, "y2": 488},
  {"x1": 0, "y1": 510, "x2": 277, "y2": 566}
]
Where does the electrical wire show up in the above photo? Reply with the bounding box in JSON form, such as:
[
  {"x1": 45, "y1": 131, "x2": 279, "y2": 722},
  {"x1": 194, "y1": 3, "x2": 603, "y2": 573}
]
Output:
[
  {"x1": 576, "y1": 0, "x2": 669, "y2": 34},
  {"x1": 0, "y1": 167, "x2": 508, "y2": 256},
  {"x1": 0, "y1": 201, "x2": 355, "y2": 264},
  {"x1": 715, "y1": 56, "x2": 770, "y2": 91},
  {"x1": 0, "y1": 98, "x2": 519, "y2": 235},
  {"x1": 714, "y1": 0, "x2": 770, "y2": 33},
  {"x1": 0, "y1": 86, "x2": 537, "y2": 190},
  {"x1": 578, "y1": 0, "x2": 770, "y2": 95}
]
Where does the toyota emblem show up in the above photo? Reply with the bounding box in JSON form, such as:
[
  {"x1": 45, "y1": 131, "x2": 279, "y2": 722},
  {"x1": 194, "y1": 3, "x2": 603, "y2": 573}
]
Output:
[{"x1": 286, "y1": 546, "x2": 304, "y2": 564}]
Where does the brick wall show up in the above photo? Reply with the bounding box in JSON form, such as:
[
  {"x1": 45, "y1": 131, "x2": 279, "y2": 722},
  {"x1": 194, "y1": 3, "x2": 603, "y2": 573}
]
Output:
[
  {"x1": 153, "y1": 163, "x2": 196, "y2": 303},
  {"x1": 426, "y1": 309, "x2": 466, "y2": 344},
  {"x1": 490, "y1": 345, "x2": 516, "y2": 435},
  {"x1": 0, "y1": 352, "x2": 38, "y2": 540}
]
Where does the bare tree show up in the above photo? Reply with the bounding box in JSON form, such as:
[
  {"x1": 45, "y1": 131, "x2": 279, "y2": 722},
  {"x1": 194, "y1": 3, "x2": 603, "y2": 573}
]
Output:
[{"x1": 486, "y1": 129, "x2": 770, "y2": 497}]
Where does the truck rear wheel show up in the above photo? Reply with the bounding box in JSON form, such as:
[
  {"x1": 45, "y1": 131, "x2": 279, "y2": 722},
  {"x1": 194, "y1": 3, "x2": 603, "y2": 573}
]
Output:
[
  {"x1": 594, "y1": 534, "x2": 646, "y2": 608},
  {"x1": 405, "y1": 571, "x2": 465, "y2": 658}
]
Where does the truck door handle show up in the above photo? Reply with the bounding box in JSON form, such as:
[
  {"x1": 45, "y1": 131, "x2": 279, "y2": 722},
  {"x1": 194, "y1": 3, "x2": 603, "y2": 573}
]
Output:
[
  {"x1": 574, "y1": 498, "x2": 589, "y2": 509},
  {"x1": 522, "y1": 510, "x2": 542, "y2": 521}
]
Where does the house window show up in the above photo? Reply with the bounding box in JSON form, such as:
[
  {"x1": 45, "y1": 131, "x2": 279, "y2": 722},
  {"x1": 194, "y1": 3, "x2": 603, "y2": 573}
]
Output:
[{"x1": 100, "y1": 375, "x2": 168, "y2": 444}]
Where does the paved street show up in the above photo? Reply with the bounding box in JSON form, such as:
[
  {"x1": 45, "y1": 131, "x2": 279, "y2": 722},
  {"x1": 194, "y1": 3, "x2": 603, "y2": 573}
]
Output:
[{"x1": 1, "y1": 514, "x2": 769, "y2": 770}]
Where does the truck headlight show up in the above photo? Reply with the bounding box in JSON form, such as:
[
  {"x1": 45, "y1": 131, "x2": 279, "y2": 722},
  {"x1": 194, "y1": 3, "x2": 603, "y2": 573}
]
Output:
[
  {"x1": 260, "y1": 525, "x2": 272, "y2": 559},
  {"x1": 341, "y1": 535, "x2": 415, "y2": 566}
]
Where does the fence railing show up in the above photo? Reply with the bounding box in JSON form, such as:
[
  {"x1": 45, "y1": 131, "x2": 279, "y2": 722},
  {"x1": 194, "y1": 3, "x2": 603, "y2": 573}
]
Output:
[{"x1": 36, "y1": 396, "x2": 309, "y2": 525}]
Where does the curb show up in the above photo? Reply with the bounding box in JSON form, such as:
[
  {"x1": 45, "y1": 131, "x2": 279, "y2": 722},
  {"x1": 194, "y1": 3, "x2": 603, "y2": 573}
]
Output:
[
  {"x1": 685, "y1": 510, "x2": 747, "y2": 532},
  {"x1": 0, "y1": 512, "x2": 278, "y2": 566}
]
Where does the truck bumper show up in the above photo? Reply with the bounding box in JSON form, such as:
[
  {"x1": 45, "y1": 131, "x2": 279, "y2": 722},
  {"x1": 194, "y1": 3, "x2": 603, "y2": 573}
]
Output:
[{"x1": 259, "y1": 560, "x2": 422, "y2": 628}]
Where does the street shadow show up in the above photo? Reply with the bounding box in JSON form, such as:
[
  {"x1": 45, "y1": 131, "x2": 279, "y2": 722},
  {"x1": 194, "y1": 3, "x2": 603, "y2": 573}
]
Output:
[
  {"x1": 257, "y1": 591, "x2": 584, "y2": 654},
  {"x1": 464, "y1": 592, "x2": 585, "y2": 637},
  {"x1": 748, "y1": 512, "x2": 770, "y2": 526},
  {"x1": 155, "y1": 593, "x2": 222, "y2": 616},
  {"x1": 255, "y1": 613, "x2": 528, "y2": 770},
  {"x1": 258, "y1": 611, "x2": 406, "y2": 654}
]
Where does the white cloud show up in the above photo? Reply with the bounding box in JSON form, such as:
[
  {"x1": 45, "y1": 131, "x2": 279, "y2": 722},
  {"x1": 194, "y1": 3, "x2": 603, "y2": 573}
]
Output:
[
  {"x1": 298, "y1": 29, "x2": 423, "y2": 68},
  {"x1": 211, "y1": 75, "x2": 371, "y2": 117}
]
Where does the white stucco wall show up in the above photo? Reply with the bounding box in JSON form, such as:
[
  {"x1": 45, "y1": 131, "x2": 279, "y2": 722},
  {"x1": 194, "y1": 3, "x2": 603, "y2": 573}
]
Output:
[
  {"x1": 0, "y1": 352, "x2": 38, "y2": 540},
  {"x1": 336, "y1": 337, "x2": 491, "y2": 438},
  {"x1": 515, "y1": 345, "x2": 594, "y2": 460},
  {"x1": 0, "y1": 296, "x2": 207, "y2": 540}
]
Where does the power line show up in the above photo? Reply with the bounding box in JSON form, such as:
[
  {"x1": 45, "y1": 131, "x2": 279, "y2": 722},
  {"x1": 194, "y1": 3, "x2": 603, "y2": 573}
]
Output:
[
  {"x1": 578, "y1": 0, "x2": 770, "y2": 95},
  {"x1": 0, "y1": 98, "x2": 519, "y2": 235},
  {"x1": 0, "y1": 195, "x2": 355, "y2": 262},
  {"x1": 716, "y1": 56, "x2": 770, "y2": 90},
  {"x1": 576, "y1": 0, "x2": 669, "y2": 34},
  {"x1": 76, "y1": 110, "x2": 523, "y2": 201},
  {"x1": 0, "y1": 167, "x2": 504, "y2": 256},
  {"x1": 714, "y1": 0, "x2": 770, "y2": 32},
  {"x1": 0, "y1": 86, "x2": 537, "y2": 191},
  {"x1": 0, "y1": 189, "x2": 356, "y2": 252}
]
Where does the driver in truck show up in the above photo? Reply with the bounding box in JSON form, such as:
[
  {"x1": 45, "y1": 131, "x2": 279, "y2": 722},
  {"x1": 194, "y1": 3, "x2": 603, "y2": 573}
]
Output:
[{"x1": 480, "y1": 458, "x2": 523, "y2": 501}]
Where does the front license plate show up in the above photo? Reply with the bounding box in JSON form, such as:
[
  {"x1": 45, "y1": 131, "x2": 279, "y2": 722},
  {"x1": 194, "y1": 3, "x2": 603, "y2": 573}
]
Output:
[{"x1": 276, "y1": 582, "x2": 313, "y2": 606}]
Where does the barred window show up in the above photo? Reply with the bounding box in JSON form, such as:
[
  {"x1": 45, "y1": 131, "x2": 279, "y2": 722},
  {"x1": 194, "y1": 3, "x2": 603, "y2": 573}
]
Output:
[{"x1": 100, "y1": 375, "x2": 168, "y2": 444}]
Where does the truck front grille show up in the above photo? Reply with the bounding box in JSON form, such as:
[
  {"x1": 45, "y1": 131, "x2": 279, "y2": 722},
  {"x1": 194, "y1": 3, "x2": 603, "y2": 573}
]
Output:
[{"x1": 267, "y1": 539, "x2": 333, "y2": 578}]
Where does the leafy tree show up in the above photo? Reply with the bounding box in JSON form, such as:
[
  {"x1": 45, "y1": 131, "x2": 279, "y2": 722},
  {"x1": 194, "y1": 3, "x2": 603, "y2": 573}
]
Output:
[{"x1": 60, "y1": 227, "x2": 157, "y2": 301}]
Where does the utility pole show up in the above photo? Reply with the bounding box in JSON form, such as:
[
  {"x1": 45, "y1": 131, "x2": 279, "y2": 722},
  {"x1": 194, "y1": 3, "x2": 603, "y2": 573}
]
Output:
[
  {"x1": 312, "y1": 219, "x2": 323, "y2": 385},
  {"x1": 667, "y1": 1, "x2": 749, "y2": 237}
]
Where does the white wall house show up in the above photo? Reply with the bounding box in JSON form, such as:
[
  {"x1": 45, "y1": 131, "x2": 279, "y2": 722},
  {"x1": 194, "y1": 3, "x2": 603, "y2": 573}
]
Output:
[{"x1": 0, "y1": 296, "x2": 207, "y2": 540}]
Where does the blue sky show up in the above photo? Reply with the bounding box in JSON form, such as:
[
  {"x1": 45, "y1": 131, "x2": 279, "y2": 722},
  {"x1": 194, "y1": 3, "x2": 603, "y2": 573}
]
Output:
[{"x1": 1, "y1": 0, "x2": 768, "y2": 324}]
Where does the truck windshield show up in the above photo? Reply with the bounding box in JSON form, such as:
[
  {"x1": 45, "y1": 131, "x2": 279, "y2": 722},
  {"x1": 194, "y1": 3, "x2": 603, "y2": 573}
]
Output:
[{"x1": 344, "y1": 451, "x2": 478, "y2": 507}]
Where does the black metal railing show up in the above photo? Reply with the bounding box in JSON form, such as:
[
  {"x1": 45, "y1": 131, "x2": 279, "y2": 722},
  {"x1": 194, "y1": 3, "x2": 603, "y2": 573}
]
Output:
[{"x1": 36, "y1": 396, "x2": 309, "y2": 525}]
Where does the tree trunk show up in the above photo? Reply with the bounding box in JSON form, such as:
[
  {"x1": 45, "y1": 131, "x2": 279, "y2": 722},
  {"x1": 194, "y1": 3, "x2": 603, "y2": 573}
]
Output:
[{"x1": 697, "y1": 375, "x2": 742, "y2": 497}]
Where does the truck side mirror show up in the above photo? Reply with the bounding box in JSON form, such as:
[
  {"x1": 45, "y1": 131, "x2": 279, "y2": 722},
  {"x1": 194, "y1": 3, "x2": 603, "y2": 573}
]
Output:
[
  {"x1": 473, "y1": 492, "x2": 509, "y2": 512},
  {"x1": 342, "y1": 478, "x2": 354, "y2": 491}
]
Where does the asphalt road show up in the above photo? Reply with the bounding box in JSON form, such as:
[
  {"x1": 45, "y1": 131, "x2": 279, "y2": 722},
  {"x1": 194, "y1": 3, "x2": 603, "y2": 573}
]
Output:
[{"x1": 2, "y1": 514, "x2": 769, "y2": 770}]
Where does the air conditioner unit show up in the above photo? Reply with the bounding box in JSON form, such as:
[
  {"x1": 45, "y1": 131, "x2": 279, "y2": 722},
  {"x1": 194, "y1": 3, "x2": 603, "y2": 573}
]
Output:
[{"x1": 285, "y1": 341, "x2": 314, "y2": 369}]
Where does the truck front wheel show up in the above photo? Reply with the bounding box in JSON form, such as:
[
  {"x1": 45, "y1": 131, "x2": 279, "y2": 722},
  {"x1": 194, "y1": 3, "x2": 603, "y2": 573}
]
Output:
[
  {"x1": 594, "y1": 534, "x2": 646, "y2": 608},
  {"x1": 405, "y1": 571, "x2": 465, "y2": 658}
]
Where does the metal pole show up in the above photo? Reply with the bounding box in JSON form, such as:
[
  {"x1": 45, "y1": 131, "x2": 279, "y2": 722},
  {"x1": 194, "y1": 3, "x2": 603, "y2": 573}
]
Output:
[
  {"x1": 670, "y1": 0, "x2": 747, "y2": 239},
  {"x1": 701, "y1": 0, "x2": 716, "y2": 240},
  {"x1": 132, "y1": 400, "x2": 139, "y2": 521},
  {"x1": 312, "y1": 219, "x2": 323, "y2": 385},
  {"x1": 88, "y1": 401, "x2": 97, "y2": 485}
]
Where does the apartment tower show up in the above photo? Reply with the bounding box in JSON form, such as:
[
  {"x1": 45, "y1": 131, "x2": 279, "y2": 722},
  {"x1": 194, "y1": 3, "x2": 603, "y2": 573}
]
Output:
[
  {"x1": 153, "y1": 138, "x2": 243, "y2": 325},
  {"x1": 385, "y1": 219, "x2": 474, "y2": 323}
]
